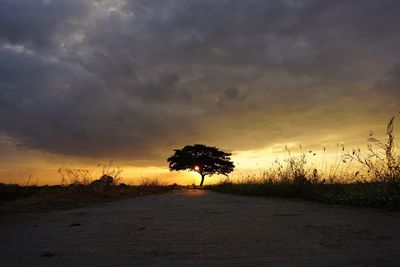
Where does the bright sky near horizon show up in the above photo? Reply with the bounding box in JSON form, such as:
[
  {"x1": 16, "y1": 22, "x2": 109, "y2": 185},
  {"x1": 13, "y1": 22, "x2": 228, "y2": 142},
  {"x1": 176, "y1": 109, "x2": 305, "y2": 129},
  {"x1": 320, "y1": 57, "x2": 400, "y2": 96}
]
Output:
[{"x1": 0, "y1": 0, "x2": 399, "y2": 185}]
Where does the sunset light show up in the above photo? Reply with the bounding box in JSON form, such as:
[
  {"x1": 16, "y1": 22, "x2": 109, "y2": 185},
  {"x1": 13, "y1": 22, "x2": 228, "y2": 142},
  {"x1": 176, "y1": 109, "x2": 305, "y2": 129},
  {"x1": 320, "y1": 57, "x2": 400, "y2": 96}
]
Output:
[
  {"x1": 0, "y1": 1, "x2": 398, "y2": 186},
  {"x1": 1, "y1": 1, "x2": 400, "y2": 265}
]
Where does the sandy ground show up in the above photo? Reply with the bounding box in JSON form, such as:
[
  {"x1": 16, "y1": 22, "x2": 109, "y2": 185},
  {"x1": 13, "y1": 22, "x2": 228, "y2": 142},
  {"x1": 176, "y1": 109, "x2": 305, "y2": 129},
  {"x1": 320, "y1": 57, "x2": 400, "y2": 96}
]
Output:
[{"x1": 1, "y1": 189, "x2": 400, "y2": 267}]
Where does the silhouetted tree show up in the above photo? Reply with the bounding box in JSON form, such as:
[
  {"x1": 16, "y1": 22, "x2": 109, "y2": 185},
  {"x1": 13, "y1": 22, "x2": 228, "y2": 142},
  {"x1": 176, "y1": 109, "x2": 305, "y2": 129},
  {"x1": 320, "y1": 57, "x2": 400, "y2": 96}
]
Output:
[{"x1": 167, "y1": 144, "x2": 235, "y2": 186}]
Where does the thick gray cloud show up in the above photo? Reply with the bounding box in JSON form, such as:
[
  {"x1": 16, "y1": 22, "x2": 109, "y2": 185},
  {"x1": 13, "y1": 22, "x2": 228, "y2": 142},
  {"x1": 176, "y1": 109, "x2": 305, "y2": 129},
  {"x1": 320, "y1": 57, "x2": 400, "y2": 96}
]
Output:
[
  {"x1": 376, "y1": 63, "x2": 400, "y2": 97},
  {"x1": 0, "y1": 0, "x2": 399, "y2": 163},
  {"x1": 0, "y1": 0, "x2": 89, "y2": 51}
]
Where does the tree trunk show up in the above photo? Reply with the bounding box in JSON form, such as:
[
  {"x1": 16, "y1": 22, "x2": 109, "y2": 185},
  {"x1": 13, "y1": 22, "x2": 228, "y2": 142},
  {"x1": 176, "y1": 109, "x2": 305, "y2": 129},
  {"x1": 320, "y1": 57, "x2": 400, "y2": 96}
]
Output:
[{"x1": 199, "y1": 174, "x2": 205, "y2": 187}]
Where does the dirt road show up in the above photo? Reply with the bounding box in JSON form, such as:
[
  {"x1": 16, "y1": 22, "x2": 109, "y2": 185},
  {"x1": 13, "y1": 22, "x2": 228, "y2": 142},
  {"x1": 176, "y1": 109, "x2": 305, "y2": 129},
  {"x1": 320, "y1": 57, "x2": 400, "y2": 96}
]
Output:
[{"x1": 1, "y1": 189, "x2": 400, "y2": 266}]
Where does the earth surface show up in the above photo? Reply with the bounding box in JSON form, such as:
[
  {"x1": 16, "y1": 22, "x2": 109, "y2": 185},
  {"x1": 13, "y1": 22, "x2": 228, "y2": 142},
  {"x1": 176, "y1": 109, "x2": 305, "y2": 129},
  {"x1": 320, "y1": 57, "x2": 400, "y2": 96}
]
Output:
[{"x1": 1, "y1": 189, "x2": 400, "y2": 266}]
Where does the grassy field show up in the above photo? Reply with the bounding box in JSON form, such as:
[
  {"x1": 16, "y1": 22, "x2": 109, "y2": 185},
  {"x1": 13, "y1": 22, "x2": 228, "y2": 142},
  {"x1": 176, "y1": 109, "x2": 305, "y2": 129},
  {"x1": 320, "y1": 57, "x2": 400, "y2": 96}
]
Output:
[
  {"x1": 206, "y1": 180, "x2": 400, "y2": 209},
  {"x1": 207, "y1": 116, "x2": 400, "y2": 210},
  {"x1": 0, "y1": 176, "x2": 175, "y2": 215}
]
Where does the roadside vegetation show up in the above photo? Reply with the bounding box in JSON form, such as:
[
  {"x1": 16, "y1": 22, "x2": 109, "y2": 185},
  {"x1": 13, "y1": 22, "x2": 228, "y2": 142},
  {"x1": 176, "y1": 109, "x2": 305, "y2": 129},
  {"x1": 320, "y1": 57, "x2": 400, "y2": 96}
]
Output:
[
  {"x1": 206, "y1": 116, "x2": 400, "y2": 210},
  {"x1": 0, "y1": 163, "x2": 175, "y2": 215}
]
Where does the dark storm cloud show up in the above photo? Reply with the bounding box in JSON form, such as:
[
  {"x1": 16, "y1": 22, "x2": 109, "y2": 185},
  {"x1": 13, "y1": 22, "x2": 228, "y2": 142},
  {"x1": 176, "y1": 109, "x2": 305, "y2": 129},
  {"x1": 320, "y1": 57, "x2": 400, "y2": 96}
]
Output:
[
  {"x1": 0, "y1": 0, "x2": 399, "y2": 162},
  {"x1": 222, "y1": 87, "x2": 241, "y2": 100},
  {"x1": 376, "y1": 63, "x2": 400, "y2": 96},
  {"x1": 0, "y1": 0, "x2": 88, "y2": 51}
]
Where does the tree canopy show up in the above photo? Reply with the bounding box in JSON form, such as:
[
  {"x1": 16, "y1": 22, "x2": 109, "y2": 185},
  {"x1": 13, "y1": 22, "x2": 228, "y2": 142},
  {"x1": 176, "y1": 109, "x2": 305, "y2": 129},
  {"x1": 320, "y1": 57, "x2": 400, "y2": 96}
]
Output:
[{"x1": 167, "y1": 144, "x2": 235, "y2": 186}]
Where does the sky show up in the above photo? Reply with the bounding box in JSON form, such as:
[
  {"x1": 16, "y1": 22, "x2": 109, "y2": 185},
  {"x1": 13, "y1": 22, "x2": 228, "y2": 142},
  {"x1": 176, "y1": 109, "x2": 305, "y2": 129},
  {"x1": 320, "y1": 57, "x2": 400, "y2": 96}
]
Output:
[{"x1": 0, "y1": 0, "x2": 399, "y2": 185}]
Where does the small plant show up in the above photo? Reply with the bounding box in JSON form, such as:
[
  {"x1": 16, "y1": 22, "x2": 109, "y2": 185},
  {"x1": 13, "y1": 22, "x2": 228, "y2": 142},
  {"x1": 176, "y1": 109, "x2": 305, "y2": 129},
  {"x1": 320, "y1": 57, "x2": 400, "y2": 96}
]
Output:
[
  {"x1": 58, "y1": 167, "x2": 93, "y2": 186},
  {"x1": 346, "y1": 116, "x2": 400, "y2": 182},
  {"x1": 100, "y1": 160, "x2": 123, "y2": 184},
  {"x1": 283, "y1": 146, "x2": 309, "y2": 185},
  {"x1": 139, "y1": 178, "x2": 165, "y2": 187},
  {"x1": 270, "y1": 146, "x2": 323, "y2": 185}
]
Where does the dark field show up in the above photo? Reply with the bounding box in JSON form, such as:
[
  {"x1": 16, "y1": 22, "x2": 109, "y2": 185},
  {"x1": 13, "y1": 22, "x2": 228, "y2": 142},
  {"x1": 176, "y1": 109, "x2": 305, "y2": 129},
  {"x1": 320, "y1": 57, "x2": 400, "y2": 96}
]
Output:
[
  {"x1": 0, "y1": 182, "x2": 175, "y2": 216},
  {"x1": 206, "y1": 180, "x2": 400, "y2": 210}
]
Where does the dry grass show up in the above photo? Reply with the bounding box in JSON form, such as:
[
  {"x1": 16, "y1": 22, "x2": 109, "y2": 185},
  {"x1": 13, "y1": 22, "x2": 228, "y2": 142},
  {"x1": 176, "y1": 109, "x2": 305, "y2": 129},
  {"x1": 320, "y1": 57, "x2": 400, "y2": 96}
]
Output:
[
  {"x1": 207, "y1": 115, "x2": 400, "y2": 209},
  {"x1": 346, "y1": 116, "x2": 400, "y2": 182},
  {"x1": 0, "y1": 168, "x2": 175, "y2": 216}
]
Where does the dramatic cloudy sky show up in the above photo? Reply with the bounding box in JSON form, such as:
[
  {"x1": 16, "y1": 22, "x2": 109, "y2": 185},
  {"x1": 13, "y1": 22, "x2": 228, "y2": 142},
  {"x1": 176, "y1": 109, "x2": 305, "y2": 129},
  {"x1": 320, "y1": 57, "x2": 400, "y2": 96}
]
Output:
[{"x1": 0, "y1": 0, "x2": 399, "y2": 184}]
